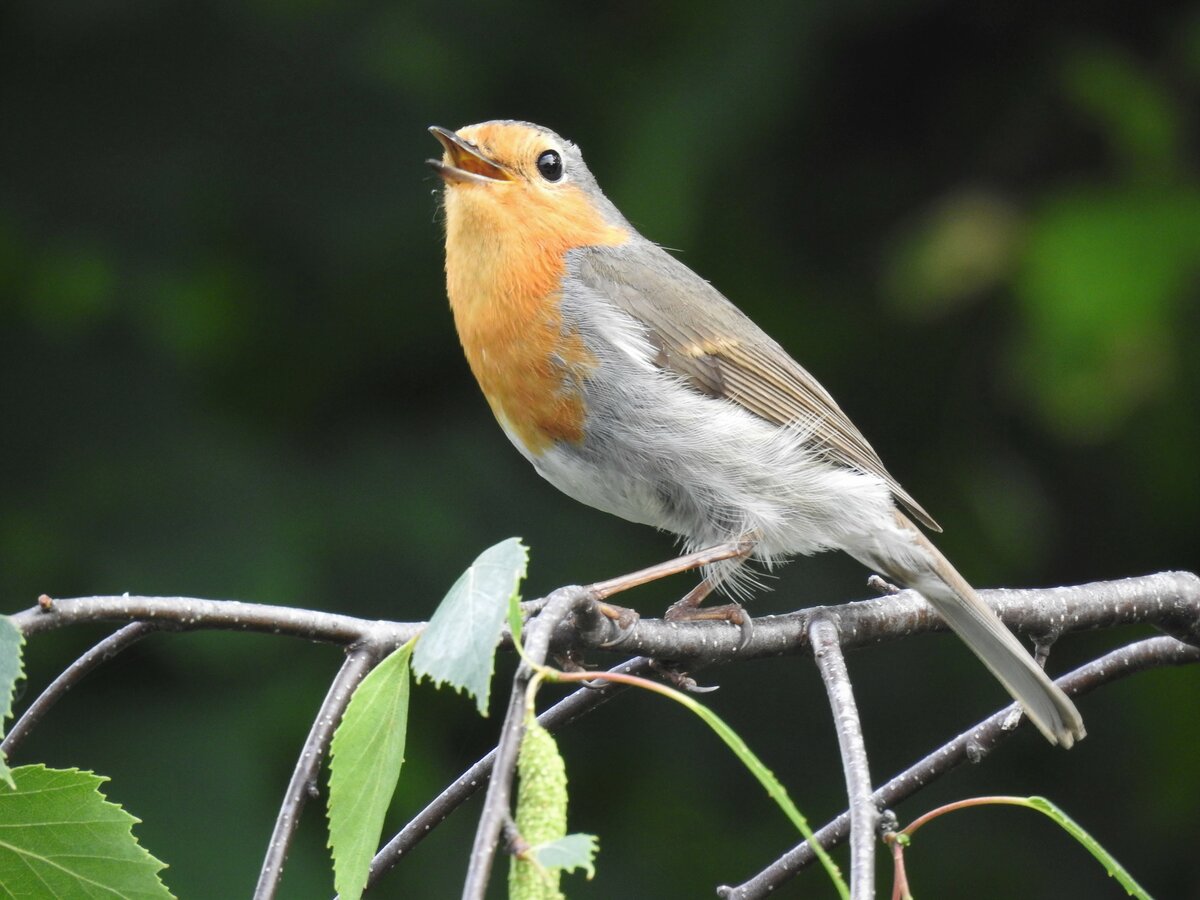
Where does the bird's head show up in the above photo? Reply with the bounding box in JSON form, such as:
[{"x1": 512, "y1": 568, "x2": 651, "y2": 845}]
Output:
[{"x1": 428, "y1": 121, "x2": 629, "y2": 248}]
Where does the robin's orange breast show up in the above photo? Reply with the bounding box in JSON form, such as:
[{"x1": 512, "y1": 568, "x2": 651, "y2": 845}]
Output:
[{"x1": 443, "y1": 180, "x2": 628, "y2": 455}]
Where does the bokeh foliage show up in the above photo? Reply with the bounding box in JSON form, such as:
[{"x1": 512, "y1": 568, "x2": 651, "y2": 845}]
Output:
[{"x1": 1, "y1": 1, "x2": 1197, "y2": 897}]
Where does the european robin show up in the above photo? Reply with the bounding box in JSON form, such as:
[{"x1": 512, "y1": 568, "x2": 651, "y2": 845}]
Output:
[{"x1": 427, "y1": 120, "x2": 1085, "y2": 748}]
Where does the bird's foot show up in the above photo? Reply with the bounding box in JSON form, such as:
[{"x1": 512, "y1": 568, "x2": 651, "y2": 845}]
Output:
[
  {"x1": 867, "y1": 574, "x2": 902, "y2": 596},
  {"x1": 665, "y1": 588, "x2": 754, "y2": 651},
  {"x1": 649, "y1": 659, "x2": 720, "y2": 693},
  {"x1": 667, "y1": 601, "x2": 754, "y2": 651}
]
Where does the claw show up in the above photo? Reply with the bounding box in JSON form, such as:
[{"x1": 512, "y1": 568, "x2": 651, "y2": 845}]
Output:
[
  {"x1": 649, "y1": 660, "x2": 721, "y2": 693},
  {"x1": 596, "y1": 602, "x2": 641, "y2": 648},
  {"x1": 733, "y1": 608, "x2": 754, "y2": 652}
]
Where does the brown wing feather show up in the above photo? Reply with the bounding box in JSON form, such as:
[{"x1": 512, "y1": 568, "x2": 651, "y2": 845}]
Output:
[{"x1": 573, "y1": 244, "x2": 942, "y2": 532}]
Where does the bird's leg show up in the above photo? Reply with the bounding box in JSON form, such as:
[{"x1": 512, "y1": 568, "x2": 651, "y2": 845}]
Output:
[
  {"x1": 663, "y1": 538, "x2": 757, "y2": 645},
  {"x1": 588, "y1": 539, "x2": 755, "y2": 600},
  {"x1": 665, "y1": 577, "x2": 721, "y2": 618},
  {"x1": 633, "y1": 539, "x2": 757, "y2": 675},
  {"x1": 582, "y1": 539, "x2": 755, "y2": 648},
  {"x1": 585, "y1": 539, "x2": 753, "y2": 628}
]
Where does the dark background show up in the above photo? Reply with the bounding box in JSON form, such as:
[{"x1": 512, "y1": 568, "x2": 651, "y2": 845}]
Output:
[{"x1": 2, "y1": 2, "x2": 1198, "y2": 897}]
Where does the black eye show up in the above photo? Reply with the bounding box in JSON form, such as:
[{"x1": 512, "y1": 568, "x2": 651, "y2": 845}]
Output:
[{"x1": 536, "y1": 149, "x2": 563, "y2": 181}]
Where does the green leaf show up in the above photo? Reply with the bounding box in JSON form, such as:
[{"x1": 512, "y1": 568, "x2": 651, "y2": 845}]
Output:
[
  {"x1": 328, "y1": 641, "x2": 413, "y2": 900},
  {"x1": 0, "y1": 616, "x2": 26, "y2": 789},
  {"x1": 530, "y1": 833, "x2": 599, "y2": 879},
  {"x1": 0, "y1": 764, "x2": 173, "y2": 899},
  {"x1": 412, "y1": 537, "x2": 528, "y2": 715},
  {"x1": 507, "y1": 585, "x2": 525, "y2": 657},
  {"x1": 1025, "y1": 796, "x2": 1152, "y2": 898}
]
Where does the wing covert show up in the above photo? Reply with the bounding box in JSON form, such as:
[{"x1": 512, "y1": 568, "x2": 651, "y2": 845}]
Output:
[{"x1": 572, "y1": 244, "x2": 941, "y2": 532}]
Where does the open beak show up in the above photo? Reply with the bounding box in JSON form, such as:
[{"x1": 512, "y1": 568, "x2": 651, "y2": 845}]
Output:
[{"x1": 427, "y1": 126, "x2": 512, "y2": 185}]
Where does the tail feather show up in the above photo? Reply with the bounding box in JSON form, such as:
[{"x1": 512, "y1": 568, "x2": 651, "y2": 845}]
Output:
[{"x1": 854, "y1": 513, "x2": 1086, "y2": 748}]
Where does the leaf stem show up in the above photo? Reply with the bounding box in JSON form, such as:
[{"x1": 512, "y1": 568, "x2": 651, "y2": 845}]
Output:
[{"x1": 547, "y1": 667, "x2": 849, "y2": 898}]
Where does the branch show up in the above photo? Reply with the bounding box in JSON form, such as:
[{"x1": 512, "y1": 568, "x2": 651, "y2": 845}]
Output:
[
  {"x1": 461, "y1": 586, "x2": 594, "y2": 900},
  {"x1": 363, "y1": 656, "x2": 653, "y2": 891},
  {"x1": 11, "y1": 595, "x2": 421, "y2": 646},
  {"x1": 13, "y1": 571, "x2": 1197, "y2": 675},
  {"x1": 7, "y1": 570, "x2": 1197, "y2": 898},
  {"x1": 555, "y1": 571, "x2": 1200, "y2": 664},
  {"x1": 1, "y1": 622, "x2": 161, "y2": 759},
  {"x1": 254, "y1": 642, "x2": 383, "y2": 900},
  {"x1": 809, "y1": 615, "x2": 876, "y2": 900},
  {"x1": 717, "y1": 635, "x2": 1200, "y2": 899}
]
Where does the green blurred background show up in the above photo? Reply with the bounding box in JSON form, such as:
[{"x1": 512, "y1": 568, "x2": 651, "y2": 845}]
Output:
[{"x1": 2, "y1": 2, "x2": 1198, "y2": 897}]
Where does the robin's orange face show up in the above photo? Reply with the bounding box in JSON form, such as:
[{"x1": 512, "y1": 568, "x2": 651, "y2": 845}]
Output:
[
  {"x1": 430, "y1": 122, "x2": 628, "y2": 456},
  {"x1": 430, "y1": 122, "x2": 624, "y2": 250}
]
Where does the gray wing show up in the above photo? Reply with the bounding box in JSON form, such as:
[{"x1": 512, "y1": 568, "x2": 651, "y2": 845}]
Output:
[{"x1": 572, "y1": 242, "x2": 941, "y2": 532}]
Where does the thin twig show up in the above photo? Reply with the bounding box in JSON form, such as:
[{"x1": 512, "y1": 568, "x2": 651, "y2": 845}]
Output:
[
  {"x1": 809, "y1": 615, "x2": 876, "y2": 900},
  {"x1": 460, "y1": 680, "x2": 526, "y2": 900},
  {"x1": 460, "y1": 586, "x2": 594, "y2": 900},
  {"x1": 254, "y1": 643, "x2": 383, "y2": 900},
  {"x1": 11, "y1": 595, "x2": 422, "y2": 646},
  {"x1": 2, "y1": 622, "x2": 161, "y2": 759},
  {"x1": 717, "y1": 635, "x2": 1200, "y2": 898},
  {"x1": 364, "y1": 656, "x2": 651, "y2": 892}
]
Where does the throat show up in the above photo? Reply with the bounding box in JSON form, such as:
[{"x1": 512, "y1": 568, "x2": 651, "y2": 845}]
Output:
[
  {"x1": 446, "y1": 240, "x2": 596, "y2": 456},
  {"x1": 441, "y1": 183, "x2": 628, "y2": 456}
]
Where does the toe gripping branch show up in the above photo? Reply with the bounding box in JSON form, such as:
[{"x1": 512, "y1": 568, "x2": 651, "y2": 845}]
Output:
[{"x1": 576, "y1": 540, "x2": 755, "y2": 648}]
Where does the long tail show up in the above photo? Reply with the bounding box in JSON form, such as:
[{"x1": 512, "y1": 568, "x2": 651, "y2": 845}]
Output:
[{"x1": 852, "y1": 512, "x2": 1086, "y2": 748}]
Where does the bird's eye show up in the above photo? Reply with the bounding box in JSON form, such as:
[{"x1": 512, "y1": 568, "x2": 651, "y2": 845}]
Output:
[{"x1": 536, "y1": 149, "x2": 564, "y2": 182}]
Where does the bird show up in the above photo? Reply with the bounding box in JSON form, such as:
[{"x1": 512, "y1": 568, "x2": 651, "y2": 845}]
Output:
[{"x1": 427, "y1": 119, "x2": 1085, "y2": 748}]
